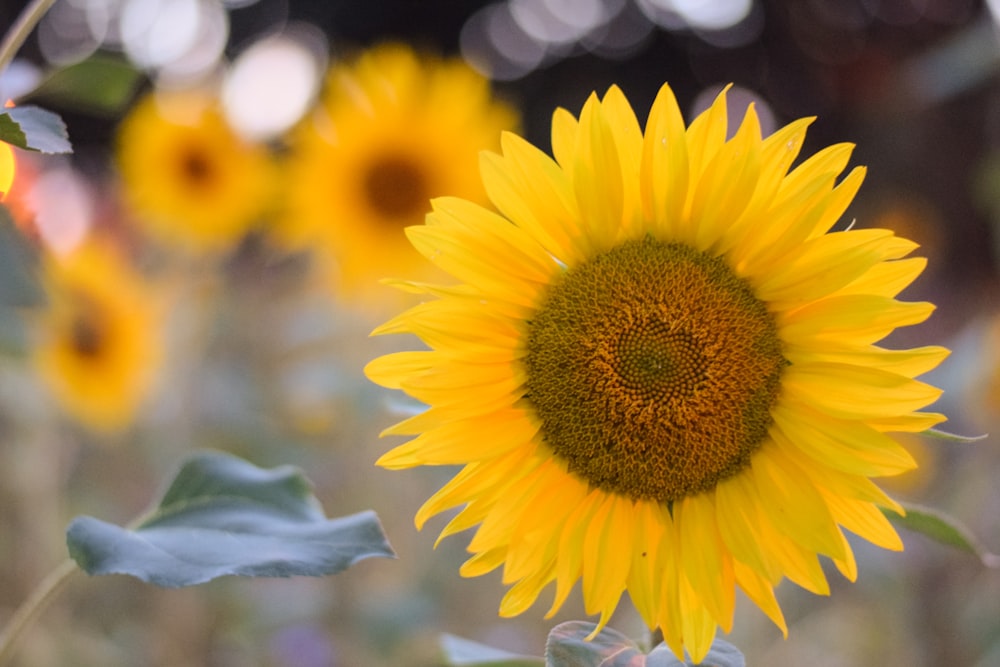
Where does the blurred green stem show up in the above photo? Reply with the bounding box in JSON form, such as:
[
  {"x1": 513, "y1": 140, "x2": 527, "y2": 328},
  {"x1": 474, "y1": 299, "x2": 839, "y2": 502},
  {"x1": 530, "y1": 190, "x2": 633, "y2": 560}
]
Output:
[
  {"x1": 0, "y1": 0, "x2": 59, "y2": 78},
  {"x1": 0, "y1": 558, "x2": 77, "y2": 667},
  {"x1": 648, "y1": 626, "x2": 664, "y2": 651}
]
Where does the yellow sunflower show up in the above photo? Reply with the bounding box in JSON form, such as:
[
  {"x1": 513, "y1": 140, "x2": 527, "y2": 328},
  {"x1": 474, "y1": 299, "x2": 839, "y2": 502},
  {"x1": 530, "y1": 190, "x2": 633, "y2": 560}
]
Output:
[
  {"x1": 33, "y1": 239, "x2": 163, "y2": 433},
  {"x1": 365, "y1": 84, "x2": 948, "y2": 661},
  {"x1": 116, "y1": 89, "x2": 275, "y2": 253},
  {"x1": 279, "y1": 43, "x2": 518, "y2": 298}
]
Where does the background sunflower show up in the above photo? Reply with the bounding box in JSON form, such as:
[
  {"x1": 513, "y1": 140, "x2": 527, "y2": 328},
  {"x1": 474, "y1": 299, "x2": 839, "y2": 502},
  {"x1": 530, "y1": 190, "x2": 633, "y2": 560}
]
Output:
[
  {"x1": 116, "y1": 89, "x2": 275, "y2": 254},
  {"x1": 32, "y1": 239, "x2": 164, "y2": 433},
  {"x1": 279, "y1": 43, "x2": 519, "y2": 300}
]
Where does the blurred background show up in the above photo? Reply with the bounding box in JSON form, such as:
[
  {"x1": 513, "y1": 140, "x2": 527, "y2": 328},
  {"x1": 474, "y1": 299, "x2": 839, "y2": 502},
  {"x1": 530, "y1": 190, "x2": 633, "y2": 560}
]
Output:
[{"x1": 0, "y1": 0, "x2": 999, "y2": 665}]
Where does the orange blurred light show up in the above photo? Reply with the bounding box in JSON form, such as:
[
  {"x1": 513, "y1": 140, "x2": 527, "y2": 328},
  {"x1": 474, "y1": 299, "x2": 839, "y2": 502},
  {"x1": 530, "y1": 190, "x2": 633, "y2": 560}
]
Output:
[{"x1": 3, "y1": 99, "x2": 14, "y2": 108}]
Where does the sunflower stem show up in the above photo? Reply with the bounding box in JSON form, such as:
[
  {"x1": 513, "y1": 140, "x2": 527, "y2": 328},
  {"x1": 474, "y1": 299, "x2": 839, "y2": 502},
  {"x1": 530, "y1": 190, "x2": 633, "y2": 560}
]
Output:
[
  {"x1": 0, "y1": 0, "x2": 59, "y2": 79},
  {"x1": 647, "y1": 626, "x2": 665, "y2": 651},
  {"x1": 0, "y1": 558, "x2": 78, "y2": 667}
]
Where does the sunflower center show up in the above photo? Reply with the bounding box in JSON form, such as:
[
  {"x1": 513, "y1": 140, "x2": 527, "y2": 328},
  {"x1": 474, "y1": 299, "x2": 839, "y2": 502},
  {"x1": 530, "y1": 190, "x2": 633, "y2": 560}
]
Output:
[
  {"x1": 524, "y1": 236, "x2": 786, "y2": 502},
  {"x1": 363, "y1": 155, "x2": 430, "y2": 221},
  {"x1": 69, "y1": 307, "x2": 106, "y2": 360},
  {"x1": 178, "y1": 147, "x2": 216, "y2": 190}
]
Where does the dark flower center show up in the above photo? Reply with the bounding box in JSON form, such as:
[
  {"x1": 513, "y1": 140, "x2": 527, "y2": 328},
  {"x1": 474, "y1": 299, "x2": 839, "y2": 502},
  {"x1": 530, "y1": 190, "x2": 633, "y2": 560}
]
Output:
[
  {"x1": 68, "y1": 302, "x2": 107, "y2": 360},
  {"x1": 178, "y1": 147, "x2": 217, "y2": 190},
  {"x1": 524, "y1": 236, "x2": 786, "y2": 502},
  {"x1": 363, "y1": 155, "x2": 430, "y2": 222}
]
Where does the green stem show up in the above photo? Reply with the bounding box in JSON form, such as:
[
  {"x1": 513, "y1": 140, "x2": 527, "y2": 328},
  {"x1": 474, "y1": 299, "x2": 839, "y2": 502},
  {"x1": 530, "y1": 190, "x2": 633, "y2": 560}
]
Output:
[
  {"x1": 0, "y1": 0, "x2": 59, "y2": 79},
  {"x1": 647, "y1": 626, "x2": 664, "y2": 652},
  {"x1": 0, "y1": 558, "x2": 78, "y2": 667}
]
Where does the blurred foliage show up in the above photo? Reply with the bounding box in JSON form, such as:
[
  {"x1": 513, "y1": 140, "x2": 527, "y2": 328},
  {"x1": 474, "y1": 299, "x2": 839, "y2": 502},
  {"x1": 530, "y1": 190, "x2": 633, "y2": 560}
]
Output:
[
  {"x1": 888, "y1": 502, "x2": 1000, "y2": 569},
  {"x1": 0, "y1": 204, "x2": 42, "y2": 308},
  {"x1": 24, "y1": 56, "x2": 143, "y2": 117}
]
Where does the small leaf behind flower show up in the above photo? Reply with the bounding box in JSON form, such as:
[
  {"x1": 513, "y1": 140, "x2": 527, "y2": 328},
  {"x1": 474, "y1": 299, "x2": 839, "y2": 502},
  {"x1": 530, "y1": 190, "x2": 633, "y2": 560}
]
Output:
[
  {"x1": 66, "y1": 451, "x2": 395, "y2": 587},
  {"x1": 440, "y1": 634, "x2": 544, "y2": 666},
  {"x1": 545, "y1": 622, "x2": 745, "y2": 667},
  {"x1": 0, "y1": 106, "x2": 71, "y2": 153},
  {"x1": 921, "y1": 428, "x2": 987, "y2": 443},
  {"x1": 887, "y1": 502, "x2": 1000, "y2": 568}
]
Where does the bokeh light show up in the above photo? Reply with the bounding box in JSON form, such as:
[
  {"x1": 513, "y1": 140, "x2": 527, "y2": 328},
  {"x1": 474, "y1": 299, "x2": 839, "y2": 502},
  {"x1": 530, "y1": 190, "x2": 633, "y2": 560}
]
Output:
[
  {"x1": 120, "y1": 0, "x2": 228, "y2": 82},
  {"x1": 28, "y1": 166, "x2": 92, "y2": 256},
  {"x1": 221, "y1": 27, "x2": 326, "y2": 141}
]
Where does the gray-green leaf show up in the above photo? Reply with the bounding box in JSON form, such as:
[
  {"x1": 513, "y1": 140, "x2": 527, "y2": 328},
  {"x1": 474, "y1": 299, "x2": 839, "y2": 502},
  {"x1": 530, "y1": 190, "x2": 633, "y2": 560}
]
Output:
[
  {"x1": 545, "y1": 622, "x2": 744, "y2": 667},
  {"x1": 887, "y1": 502, "x2": 1000, "y2": 568},
  {"x1": 0, "y1": 105, "x2": 71, "y2": 153},
  {"x1": 0, "y1": 204, "x2": 43, "y2": 308},
  {"x1": 66, "y1": 451, "x2": 395, "y2": 587},
  {"x1": 441, "y1": 634, "x2": 544, "y2": 666}
]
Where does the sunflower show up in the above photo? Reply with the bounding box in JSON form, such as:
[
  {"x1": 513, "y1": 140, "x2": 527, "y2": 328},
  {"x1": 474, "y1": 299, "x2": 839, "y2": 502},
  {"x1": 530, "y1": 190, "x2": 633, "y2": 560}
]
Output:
[
  {"x1": 116, "y1": 89, "x2": 274, "y2": 253},
  {"x1": 365, "y1": 84, "x2": 948, "y2": 661},
  {"x1": 279, "y1": 43, "x2": 518, "y2": 298},
  {"x1": 33, "y1": 239, "x2": 163, "y2": 433}
]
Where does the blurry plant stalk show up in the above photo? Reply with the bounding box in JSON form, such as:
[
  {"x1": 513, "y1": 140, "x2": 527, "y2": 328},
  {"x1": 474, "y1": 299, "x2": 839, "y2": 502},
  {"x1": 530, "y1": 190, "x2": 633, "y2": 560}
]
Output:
[
  {"x1": 0, "y1": 2, "x2": 72, "y2": 665},
  {"x1": 0, "y1": 559, "x2": 77, "y2": 667},
  {"x1": 0, "y1": 0, "x2": 59, "y2": 76}
]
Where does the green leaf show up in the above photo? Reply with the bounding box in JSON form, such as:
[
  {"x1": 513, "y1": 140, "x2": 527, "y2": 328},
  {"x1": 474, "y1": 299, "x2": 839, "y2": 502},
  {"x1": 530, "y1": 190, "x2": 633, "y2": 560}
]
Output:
[
  {"x1": 921, "y1": 428, "x2": 987, "y2": 443},
  {"x1": 0, "y1": 106, "x2": 71, "y2": 153},
  {"x1": 441, "y1": 634, "x2": 544, "y2": 666},
  {"x1": 66, "y1": 451, "x2": 395, "y2": 587},
  {"x1": 26, "y1": 56, "x2": 143, "y2": 116},
  {"x1": 887, "y1": 502, "x2": 1000, "y2": 568},
  {"x1": 544, "y1": 622, "x2": 744, "y2": 667},
  {"x1": 0, "y1": 204, "x2": 44, "y2": 307}
]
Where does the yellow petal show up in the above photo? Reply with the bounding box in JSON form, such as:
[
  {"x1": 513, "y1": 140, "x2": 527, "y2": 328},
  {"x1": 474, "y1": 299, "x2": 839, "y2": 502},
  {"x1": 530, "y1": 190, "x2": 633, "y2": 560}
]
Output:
[
  {"x1": 750, "y1": 444, "x2": 847, "y2": 559},
  {"x1": 684, "y1": 85, "x2": 730, "y2": 196},
  {"x1": 771, "y1": 399, "x2": 918, "y2": 477},
  {"x1": 823, "y1": 492, "x2": 904, "y2": 551},
  {"x1": 779, "y1": 295, "x2": 935, "y2": 347},
  {"x1": 640, "y1": 82, "x2": 689, "y2": 238},
  {"x1": 626, "y1": 500, "x2": 668, "y2": 626},
  {"x1": 783, "y1": 344, "x2": 949, "y2": 379},
  {"x1": 714, "y1": 473, "x2": 780, "y2": 579},
  {"x1": 734, "y1": 560, "x2": 787, "y2": 636},
  {"x1": 688, "y1": 104, "x2": 761, "y2": 252},
  {"x1": 781, "y1": 362, "x2": 943, "y2": 420},
  {"x1": 755, "y1": 229, "x2": 895, "y2": 305},
  {"x1": 573, "y1": 93, "x2": 625, "y2": 252},
  {"x1": 836, "y1": 256, "x2": 927, "y2": 297},
  {"x1": 461, "y1": 546, "x2": 507, "y2": 577},
  {"x1": 499, "y1": 562, "x2": 555, "y2": 616},
  {"x1": 377, "y1": 408, "x2": 538, "y2": 469},
  {"x1": 678, "y1": 590, "x2": 719, "y2": 665},
  {"x1": 676, "y1": 494, "x2": 735, "y2": 631},
  {"x1": 581, "y1": 494, "x2": 631, "y2": 618},
  {"x1": 546, "y1": 490, "x2": 601, "y2": 617},
  {"x1": 551, "y1": 106, "x2": 579, "y2": 171}
]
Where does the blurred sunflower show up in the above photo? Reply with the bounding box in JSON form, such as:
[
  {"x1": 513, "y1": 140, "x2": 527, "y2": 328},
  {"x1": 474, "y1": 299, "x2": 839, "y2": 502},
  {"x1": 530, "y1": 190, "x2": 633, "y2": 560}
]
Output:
[
  {"x1": 366, "y1": 84, "x2": 948, "y2": 661},
  {"x1": 33, "y1": 239, "x2": 163, "y2": 433},
  {"x1": 280, "y1": 43, "x2": 518, "y2": 297},
  {"x1": 116, "y1": 89, "x2": 274, "y2": 253}
]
